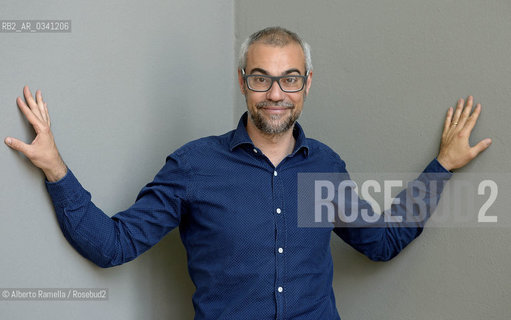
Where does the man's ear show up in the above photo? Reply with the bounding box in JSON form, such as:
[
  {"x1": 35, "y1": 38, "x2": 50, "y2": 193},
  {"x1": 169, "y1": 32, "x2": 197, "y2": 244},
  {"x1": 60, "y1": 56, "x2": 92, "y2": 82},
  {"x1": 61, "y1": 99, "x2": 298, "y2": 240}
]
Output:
[
  {"x1": 305, "y1": 71, "x2": 313, "y2": 96},
  {"x1": 238, "y1": 69, "x2": 246, "y2": 96}
]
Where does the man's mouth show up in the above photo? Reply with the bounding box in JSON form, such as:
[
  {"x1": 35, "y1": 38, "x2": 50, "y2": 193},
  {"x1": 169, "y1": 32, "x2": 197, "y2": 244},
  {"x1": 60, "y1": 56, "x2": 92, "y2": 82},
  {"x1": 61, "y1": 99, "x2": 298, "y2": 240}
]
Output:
[{"x1": 256, "y1": 101, "x2": 294, "y2": 111}]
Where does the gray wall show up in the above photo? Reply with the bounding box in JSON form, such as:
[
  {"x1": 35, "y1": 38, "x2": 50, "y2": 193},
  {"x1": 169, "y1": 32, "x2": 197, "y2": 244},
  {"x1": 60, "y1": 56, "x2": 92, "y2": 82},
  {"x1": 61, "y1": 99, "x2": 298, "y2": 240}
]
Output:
[
  {"x1": 235, "y1": 0, "x2": 510, "y2": 319},
  {"x1": 1, "y1": 0, "x2": 510, "y2": 319},
  {"x1": 1, "y1": 1, "x2": 233, "y2": 319}
]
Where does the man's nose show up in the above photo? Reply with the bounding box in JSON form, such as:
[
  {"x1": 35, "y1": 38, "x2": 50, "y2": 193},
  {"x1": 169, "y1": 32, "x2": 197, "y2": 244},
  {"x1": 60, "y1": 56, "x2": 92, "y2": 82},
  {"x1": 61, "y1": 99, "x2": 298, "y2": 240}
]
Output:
[{"x1": 266, "y1": 80, "x2": 285, "y2": 101}]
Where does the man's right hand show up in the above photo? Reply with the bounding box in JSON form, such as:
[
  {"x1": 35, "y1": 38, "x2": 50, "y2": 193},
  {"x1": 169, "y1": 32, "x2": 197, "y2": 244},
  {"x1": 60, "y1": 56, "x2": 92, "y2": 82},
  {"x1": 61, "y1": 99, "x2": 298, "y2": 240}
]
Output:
[{"x1": 4, "y1": 85, "x2": 67, "y2": 182}]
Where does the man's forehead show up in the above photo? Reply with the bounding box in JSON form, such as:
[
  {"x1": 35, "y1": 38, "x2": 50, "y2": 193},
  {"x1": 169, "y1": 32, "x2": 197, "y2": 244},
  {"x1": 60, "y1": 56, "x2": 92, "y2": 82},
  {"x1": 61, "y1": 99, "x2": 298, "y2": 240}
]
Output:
[{"x1": 245, "y1": 42, "x2": 306, "y2": 73}]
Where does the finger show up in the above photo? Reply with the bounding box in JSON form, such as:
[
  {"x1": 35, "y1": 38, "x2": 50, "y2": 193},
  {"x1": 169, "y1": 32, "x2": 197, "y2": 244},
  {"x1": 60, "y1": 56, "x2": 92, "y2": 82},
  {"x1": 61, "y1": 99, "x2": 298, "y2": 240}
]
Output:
[
  {"x1": 17, "y1": 96, "x2": 42, "y2": 130},
  {"x1": 44, "y1": 102, "x2": 51, "y2": 127},
  {"x1": 4, "y1": 137, "x2": 31, "y2": 155},
  {"x1": 36, "y1": 90, "x2": 47, "y2": 122},
  {"x1": 457, "y1": 96, "x2": 473, "y2": 128},
  {"x1": 443, "y1": 107, "x2": 453, "y2": 137},
  {"x1": 463, "y1": 103, "x2": 482, "y2": 133},
  {"x1": 470, "y1": 138, "x2": 492, "y2": 158},
  {"x1": 452, "y1": 98, "x2": 464, "y2": 127},
  {"x1": 23, "y1": 86, "x2": 43, "y2": 119}
]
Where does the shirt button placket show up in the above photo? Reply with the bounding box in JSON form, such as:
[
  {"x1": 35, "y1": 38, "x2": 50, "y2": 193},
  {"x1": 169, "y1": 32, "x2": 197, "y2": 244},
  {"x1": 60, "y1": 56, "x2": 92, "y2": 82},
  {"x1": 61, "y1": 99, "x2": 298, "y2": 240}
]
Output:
[{"x1": 273, "y1": 168, "x2": 285, "y2": 319}]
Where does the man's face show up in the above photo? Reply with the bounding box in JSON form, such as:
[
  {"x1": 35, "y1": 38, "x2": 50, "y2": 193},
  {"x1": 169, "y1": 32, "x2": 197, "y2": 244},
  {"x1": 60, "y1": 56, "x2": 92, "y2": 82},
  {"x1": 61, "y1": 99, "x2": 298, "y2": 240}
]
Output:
[{"x1": 238, "y1": 42, "x2": 312, "y2": 135}]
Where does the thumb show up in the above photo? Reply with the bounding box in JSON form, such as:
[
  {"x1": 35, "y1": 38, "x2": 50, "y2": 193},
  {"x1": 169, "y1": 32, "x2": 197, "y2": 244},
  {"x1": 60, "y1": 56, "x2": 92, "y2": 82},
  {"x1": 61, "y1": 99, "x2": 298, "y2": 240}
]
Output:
[
  {"x1": 471, "y1": 138, "x2": 492, "y2": 157},
  {"x1": 4, "y1": 137, "x2": 30, "y2": 155}
]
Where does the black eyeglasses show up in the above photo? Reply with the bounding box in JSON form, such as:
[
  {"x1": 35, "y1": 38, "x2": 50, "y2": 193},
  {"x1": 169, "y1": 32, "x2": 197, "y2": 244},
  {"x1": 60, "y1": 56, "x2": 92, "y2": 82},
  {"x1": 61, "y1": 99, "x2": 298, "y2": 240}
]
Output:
[{"x1": 241, "y1": 69, "x2": 308, "y2": 93}]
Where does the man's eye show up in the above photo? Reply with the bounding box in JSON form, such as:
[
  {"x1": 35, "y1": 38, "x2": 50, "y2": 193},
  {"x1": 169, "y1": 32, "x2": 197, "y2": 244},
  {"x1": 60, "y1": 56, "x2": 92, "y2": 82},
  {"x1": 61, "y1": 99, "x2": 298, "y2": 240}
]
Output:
[
  {"x1": 254, "y1": 77, "x2": 268, "y2": 83},
  {"x1": 283, "y1": 77, "x2": 297, "y2": 84}
]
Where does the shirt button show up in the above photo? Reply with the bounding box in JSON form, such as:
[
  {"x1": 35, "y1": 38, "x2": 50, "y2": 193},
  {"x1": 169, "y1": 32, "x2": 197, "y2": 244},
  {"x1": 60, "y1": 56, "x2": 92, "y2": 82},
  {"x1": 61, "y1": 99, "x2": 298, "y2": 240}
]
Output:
[
  {"x1": 274, "y1": 171, "x2": 278, "y2": 176},
  {"x1": 278, "y1": 247, "x2": 284, "y2": 254},
  {"x1": 277, "y1": 286, "x2": 283, "y2": 293},
  {"x1": 276, "y1": 208, "x2": 282, "y2": 214},
  {"x1": 253, "y1": 148, "x2": 258, "y2": 153}
]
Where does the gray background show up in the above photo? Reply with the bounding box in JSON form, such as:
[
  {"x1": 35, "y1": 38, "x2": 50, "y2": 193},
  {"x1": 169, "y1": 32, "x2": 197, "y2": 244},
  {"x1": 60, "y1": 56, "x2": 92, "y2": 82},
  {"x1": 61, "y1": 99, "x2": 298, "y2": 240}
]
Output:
[{"x1": 1, "y1": 0, "x2": 509, "y2": 319}]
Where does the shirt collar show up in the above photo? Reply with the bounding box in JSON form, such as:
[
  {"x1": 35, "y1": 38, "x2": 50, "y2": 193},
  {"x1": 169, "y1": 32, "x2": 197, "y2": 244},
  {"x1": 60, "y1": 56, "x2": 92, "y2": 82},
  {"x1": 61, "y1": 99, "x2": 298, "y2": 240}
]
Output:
[{"x1": 229, "y1": 112, "x2": 309, "y2": 157}]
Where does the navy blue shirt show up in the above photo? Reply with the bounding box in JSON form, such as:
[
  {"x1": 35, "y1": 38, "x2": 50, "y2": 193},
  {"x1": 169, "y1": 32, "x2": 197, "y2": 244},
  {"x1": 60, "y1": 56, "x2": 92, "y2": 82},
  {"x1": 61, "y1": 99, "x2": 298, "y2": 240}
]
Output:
[{"x1": 46, "y1": 112, "x2": 451, "y2": 319}]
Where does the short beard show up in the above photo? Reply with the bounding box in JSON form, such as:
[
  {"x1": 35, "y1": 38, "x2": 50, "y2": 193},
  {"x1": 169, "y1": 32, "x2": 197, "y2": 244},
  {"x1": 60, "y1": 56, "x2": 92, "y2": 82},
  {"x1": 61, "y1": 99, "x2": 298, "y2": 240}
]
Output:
[{"x1": 249, "y1": 100, "x2": 301, "y2": 135}]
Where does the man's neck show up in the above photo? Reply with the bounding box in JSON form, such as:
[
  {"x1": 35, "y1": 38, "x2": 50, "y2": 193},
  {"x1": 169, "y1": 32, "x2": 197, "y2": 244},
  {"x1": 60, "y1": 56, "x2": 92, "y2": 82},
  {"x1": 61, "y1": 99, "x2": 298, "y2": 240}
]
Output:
[{"x1": 246, "y1": 118, "x2": 296, "y2": 167}]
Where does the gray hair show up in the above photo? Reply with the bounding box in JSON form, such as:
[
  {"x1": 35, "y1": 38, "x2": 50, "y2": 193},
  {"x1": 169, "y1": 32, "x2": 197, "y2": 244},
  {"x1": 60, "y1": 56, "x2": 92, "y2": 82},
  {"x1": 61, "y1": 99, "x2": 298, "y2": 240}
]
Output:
[{"x1": 238, "y1": 26, "x2": 313, "y2": 73}]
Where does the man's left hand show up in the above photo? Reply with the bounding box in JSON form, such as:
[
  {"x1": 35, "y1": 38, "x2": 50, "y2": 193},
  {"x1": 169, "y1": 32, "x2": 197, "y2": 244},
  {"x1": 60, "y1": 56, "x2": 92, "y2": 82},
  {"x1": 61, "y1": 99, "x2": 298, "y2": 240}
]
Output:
[{"x1": 436, "y1": 96, "x2": 492, "y2": 171}]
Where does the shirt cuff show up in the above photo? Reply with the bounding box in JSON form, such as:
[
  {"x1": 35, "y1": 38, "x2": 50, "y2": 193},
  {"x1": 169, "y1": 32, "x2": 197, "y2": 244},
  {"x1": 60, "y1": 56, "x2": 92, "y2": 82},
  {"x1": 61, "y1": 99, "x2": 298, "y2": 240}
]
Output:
[
  {"x1": 45, "y1": 168, "x2": 88, "y2": 208},
  {"x1": 416, "y1": 158, "x2": 453, "y2": 184},
  {"x1": 428, "y1": 158, "x2": 453, "y2": 174}
]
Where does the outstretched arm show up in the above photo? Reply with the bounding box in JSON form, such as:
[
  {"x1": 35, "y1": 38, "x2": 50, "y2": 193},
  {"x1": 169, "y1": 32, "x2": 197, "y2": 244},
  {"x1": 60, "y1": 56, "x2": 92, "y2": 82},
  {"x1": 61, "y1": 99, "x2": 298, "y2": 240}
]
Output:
[
  {"x1": 5, "y1": 86, "x2": 186, "y2": 267},
  {"x1": 334, "y1": 96, "x2": 492, "y2": 261},
  {"x1": 4, "y1": 85, "x2": 67, "y2": 182}
]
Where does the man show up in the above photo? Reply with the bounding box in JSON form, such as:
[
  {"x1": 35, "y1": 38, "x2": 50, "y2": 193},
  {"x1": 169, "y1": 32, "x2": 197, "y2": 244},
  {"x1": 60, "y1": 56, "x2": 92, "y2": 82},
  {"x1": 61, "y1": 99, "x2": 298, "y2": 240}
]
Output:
[{"x1": 5, "y1": 27, "x2": 491, "y2": 319}]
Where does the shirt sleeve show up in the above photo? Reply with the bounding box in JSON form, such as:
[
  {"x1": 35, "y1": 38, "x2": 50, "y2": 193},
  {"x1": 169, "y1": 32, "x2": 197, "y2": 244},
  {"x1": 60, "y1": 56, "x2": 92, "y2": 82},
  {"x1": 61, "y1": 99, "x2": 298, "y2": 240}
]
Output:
[
  {"x1": 332, "y1": 158, "x2": 452, "y2": 261},
  {"x1": 45, "y1": 151, "x2": 191, "y2": 268}
]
